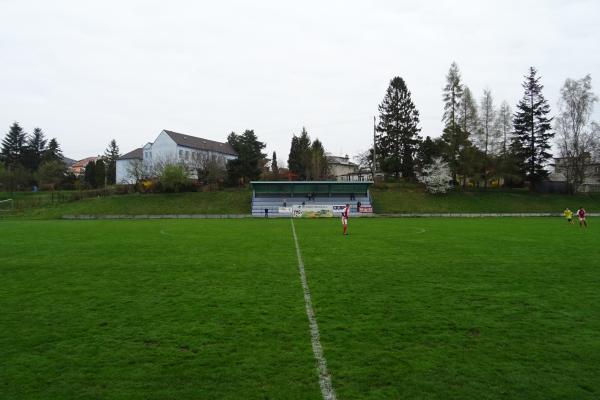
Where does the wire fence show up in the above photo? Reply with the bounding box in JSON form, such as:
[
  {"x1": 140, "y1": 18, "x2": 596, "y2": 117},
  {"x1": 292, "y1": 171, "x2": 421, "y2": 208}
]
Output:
[{"x1": 0, "y1": 187, "x2": 130, "y2": 213}]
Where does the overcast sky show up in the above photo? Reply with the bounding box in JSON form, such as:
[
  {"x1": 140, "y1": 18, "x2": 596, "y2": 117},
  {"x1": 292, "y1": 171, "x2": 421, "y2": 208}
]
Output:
[{"x1": 1, "y1": 0, "x2": 599, "y2": 164}]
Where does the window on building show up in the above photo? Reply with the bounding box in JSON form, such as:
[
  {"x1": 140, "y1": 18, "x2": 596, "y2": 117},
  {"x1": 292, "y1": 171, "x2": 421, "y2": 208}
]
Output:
[
  {"x1": 185, "y1": 151, "x2": 190, "y2": 160},
  {"x1": 179, "y1": 150, "x2": 183, "y2": 158}
]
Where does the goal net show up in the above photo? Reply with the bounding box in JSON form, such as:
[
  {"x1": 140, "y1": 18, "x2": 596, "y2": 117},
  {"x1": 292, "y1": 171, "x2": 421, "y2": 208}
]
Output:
[{"x1": 0, "y1": 199, "x2": 14, "y2": 212}]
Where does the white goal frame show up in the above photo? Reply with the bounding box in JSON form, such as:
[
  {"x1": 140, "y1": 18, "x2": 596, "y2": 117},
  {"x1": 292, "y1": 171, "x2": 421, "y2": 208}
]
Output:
[{"x1": 0, "y1": 198, "x2": 14, "y2": 212}]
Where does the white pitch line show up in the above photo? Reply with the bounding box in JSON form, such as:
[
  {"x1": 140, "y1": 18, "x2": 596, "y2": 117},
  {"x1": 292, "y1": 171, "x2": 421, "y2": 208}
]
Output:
[{"x1": 290, "y1": 219, "x2": 337, "y2": 400}]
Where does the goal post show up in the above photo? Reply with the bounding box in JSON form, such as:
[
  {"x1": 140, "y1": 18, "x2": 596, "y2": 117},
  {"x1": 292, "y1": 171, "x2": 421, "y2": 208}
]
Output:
[{"x1": 0, "y1": 198, "x2": 14, "y2": 212}]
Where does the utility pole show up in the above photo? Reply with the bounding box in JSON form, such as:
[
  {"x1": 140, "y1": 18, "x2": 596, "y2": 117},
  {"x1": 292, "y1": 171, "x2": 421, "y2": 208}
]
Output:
[{"x1": 372, "y1": 115, "x2": 377, "y2": 181}]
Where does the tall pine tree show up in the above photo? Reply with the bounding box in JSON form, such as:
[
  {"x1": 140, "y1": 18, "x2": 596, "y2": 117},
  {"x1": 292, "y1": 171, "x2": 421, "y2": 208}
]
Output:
[
  {"x1": 376, "y1": 76, "x2": 421, "y2": 178},
  {"x1": 1, "y1": 122, "x2": 27, "y2": 168},
  {"x1": 95, "y1": 158, "x2": 106, "y2": 188},
  {"x1": 24, "y1": 127, "x2": 47, "y2": 171},
  {"x1": 309, "y1": 139, "x2": 328, "y2": 180},
  {"x1": 43, "y1": 138, "x2": 63, "y2": 163},
  {"x1": 287, "y1": 127, "x2": 312, "y2": 180},
  {"x1": 84, "y1": 160, "x2": 97, "y2": 188},
  {"x1": 512, "y1": 67, "x2": 554, "y2": 186},
  {"x1": 103, "y1": 139, "x2": 120, "y2": 185},
  {"x1": 271, "y1": 151, "x2": 279, "y2": 175},
  {"x1": 226, "y1": 130, "x2": 267, "y2": 184}
]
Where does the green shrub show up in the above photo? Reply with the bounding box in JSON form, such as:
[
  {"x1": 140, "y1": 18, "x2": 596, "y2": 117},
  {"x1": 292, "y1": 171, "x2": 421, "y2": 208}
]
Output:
[{"x1": 159, "y1": 164, "x2": 189, "y2": 192}]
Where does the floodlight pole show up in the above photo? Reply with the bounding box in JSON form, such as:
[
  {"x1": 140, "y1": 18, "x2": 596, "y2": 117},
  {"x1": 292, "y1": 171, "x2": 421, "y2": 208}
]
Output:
[{"x1": 372, "y1": 115, "x2": 377, "y2": 181}]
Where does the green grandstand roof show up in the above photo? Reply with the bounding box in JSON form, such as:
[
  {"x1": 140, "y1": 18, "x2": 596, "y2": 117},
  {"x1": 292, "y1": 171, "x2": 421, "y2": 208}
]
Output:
[
  {"x1": 251, "y1": 181, "x2": 372, "y2": 194},
  {"x1": 250, "y1": 181, "x2": 373, "y2": 184}
]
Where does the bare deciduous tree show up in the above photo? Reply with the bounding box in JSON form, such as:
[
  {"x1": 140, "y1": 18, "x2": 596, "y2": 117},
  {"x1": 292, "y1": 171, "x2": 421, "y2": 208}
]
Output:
[
  {"x1": 495, "y1": 101, "x2": 513, "y2": 157},
  {"x1": 477, "y1": 89, "x2": 498, "y2": 187},
  {"x1": 125, "y1": 159, "x2": 146, "y2": 184},
  {"x1": 191, "y1": 152, "x2": 226, "y2": 188},
  {"x1": 555, "y1": 74, "x2": 600, "y2": 193}
]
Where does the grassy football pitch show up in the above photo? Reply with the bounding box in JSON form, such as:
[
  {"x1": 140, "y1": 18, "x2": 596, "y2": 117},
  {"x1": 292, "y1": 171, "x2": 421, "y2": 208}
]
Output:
[{"x1": 1, "y1": 218, "x2": 599, "y2": 399}]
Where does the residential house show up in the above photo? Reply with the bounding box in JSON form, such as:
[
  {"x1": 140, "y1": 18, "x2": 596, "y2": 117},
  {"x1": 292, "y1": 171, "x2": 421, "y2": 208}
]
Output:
[
  {"x1": 326, "y1": 154, "x2": 359, "y2": 181},
  {"x1": 69, "y1": 157, "x2": 98, "y2": 177},
  {"x1": 549, "y1": 156, "x2": 600, "y2": 192}
]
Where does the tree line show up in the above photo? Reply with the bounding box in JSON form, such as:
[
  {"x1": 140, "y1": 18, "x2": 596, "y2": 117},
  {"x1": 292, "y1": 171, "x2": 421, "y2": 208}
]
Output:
[
  {"x1": 0, "y1": 122, "x2": 122, "y2": 192},
  {"x1": 374, "y1": 63, "x2": 599, "y2": 192},
  {"x1": 0, "y1": 122, "x2": 66, "y2": 191},
  {"x1": 3, "y1": 64, "x2": 597, "y2": 193}
]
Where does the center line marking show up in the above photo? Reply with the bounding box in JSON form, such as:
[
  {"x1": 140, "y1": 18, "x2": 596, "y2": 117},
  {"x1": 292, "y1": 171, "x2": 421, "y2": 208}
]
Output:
[{"x1": 290, "y1": 218, "x2": 337, "y2": 400}]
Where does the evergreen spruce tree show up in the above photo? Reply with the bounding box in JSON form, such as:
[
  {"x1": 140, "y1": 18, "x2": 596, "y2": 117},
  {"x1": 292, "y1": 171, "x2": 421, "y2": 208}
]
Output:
[
  {"x1": 103, "y1": 139, "x2": 120, "y2": 185},
  {"x1": 417, "y1": 136, "x2": 443, "y2": 170},
  {"x1": 43, "y1": 138, "x2": 63, "y2": 163},
  {"x1": 95, "y1": 158, "x2": 106, "y2": 188},
  {"x1": 287, "y1": 135, "x2": 301, "y2": 179},
  {"x1": 84, "y1": 160, "x2": 97, "y2": 188},
  {"x1": 226, "y1": 130, "x2": 267, "y2": 184},
  {"x1": 512, "y1": 67, "x2": 554, "y2": 186},
  {"x1": 1, "y1": 122, "x2": 27, "y2": 168},
  {"x1": 271, "y1": 151, "x2": 279, "y2": 175},
  {"x1": 24, "y1": 127, "x2": 47, "y2": 171},
  {"x1": 376, "y1": 77, "x2": 421, "y2": 179},
  {"x1": 287, "y1": 127, "x2": 312, "y2": 180},
  {"x1": 309, "y1": 139, "x2": 328, "y2": 180}
]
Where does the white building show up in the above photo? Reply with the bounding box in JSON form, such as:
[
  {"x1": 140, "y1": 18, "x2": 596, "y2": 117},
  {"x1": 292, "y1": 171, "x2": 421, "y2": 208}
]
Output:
[
  {"x1": 116, "y1": 130, "x2": 237, "y2": 184},
  {"x1": 326, "y1": 154, "x2": 359, "y2": 181},
  {"x1": 549, "y1": 156, "x2": 600, "y2": 192}
]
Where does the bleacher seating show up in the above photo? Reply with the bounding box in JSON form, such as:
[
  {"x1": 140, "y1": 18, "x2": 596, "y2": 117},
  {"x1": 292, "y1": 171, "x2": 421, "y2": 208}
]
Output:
[
  {"x1": 251, "y1": 195, "x2": 372, "y2": 217},
  {"x1": 250, "y1": 181, "x2": 374, "y2": 217}
]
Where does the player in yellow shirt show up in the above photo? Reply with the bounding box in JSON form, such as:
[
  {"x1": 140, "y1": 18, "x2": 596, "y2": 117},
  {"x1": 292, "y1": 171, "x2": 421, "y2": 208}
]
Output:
[{"x1": 563, "y1": 208, "x2": 573, "y2": 224}]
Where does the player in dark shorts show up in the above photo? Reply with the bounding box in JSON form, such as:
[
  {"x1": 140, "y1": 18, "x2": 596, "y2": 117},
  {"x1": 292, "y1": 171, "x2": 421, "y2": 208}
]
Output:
[{"x1": 577, "y1": 207, "x2": 587, "y2": 228}]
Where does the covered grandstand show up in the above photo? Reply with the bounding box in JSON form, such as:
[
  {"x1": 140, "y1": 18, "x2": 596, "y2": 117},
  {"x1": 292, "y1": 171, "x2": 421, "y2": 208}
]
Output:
[{"x1": 250, "y1": 181, "x2": 373, "y2": 217}]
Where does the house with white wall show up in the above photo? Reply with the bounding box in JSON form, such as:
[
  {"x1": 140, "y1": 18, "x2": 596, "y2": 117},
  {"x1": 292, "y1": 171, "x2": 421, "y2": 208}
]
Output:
[
  {"x1": 549, "y1": 156, "x2": 600, "y2": 192},
  {"x1": 326, "y1": 154, "x2": 359, "y2": 180},
  {"x1": 116, "y1": 130, "x2": 237, "y2": 184}
]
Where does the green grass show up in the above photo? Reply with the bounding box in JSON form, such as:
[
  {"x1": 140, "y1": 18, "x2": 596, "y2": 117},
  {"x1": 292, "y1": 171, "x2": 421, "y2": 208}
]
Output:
[
  {"x1": 0, "y1": 219, "x2": 320, "y2": 399},
  {"x1": 1, "y1": 217, "x2": 599, "y2": 399},
  {"x1": 1, "y1": 190, "x2": 251, "y2": 219},
  {"x1": 295, "y1": 218, "x2": 600, "y2": 399},
  {"x1": 371, "y1": 187, "x2": 600, "y2": 213}
]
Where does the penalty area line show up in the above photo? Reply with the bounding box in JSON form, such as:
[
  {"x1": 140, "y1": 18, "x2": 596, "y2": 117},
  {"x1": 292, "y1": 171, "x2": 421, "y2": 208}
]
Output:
[{"x1": 290, "y1": 218, "x2": 337, "y2": 400}]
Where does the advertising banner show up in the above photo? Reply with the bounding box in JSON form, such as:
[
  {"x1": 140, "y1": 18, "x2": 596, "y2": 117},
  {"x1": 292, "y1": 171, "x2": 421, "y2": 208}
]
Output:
[
  {"x1": 290, "y1": 204, "x2": 334, "y2": 218},
  {"x1": 278, "y1": 207, "x2": 293, "y2": 215}
]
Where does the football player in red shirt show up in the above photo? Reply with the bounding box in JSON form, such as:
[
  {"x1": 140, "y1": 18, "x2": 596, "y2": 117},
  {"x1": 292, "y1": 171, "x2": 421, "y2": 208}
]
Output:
[
  {"x1": 577, "y1": 207, "x2": 588, "y2": 228},
  {"x1": 341, "y1": 203, "x2": 350, "y2": 236}
]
